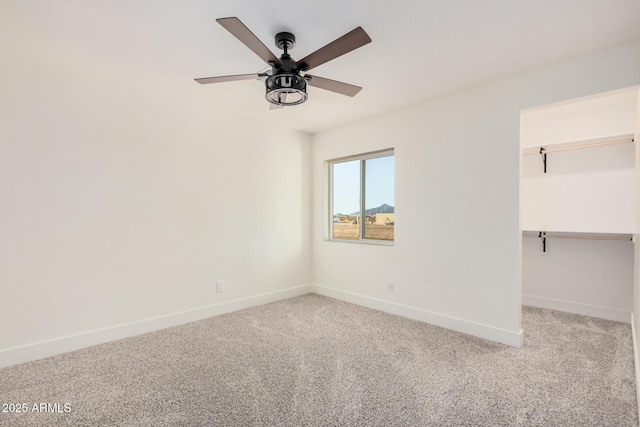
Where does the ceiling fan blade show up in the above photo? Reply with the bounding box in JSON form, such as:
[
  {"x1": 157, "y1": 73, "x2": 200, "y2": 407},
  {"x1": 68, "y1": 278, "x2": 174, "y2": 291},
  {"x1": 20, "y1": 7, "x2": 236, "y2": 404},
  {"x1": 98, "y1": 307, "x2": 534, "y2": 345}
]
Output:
[
  {"x1": 194, "y1": 73, "x2": 259, "y2": 84},
  {"x1": 296, "y1": 27, "x2": 371, "y2": 72},
  {"x1": 307, "y1": 75, "x2": 362, "y2": 97},
  {"x1": 217, "y1": 17, "x2": 280, "y2": 65}
]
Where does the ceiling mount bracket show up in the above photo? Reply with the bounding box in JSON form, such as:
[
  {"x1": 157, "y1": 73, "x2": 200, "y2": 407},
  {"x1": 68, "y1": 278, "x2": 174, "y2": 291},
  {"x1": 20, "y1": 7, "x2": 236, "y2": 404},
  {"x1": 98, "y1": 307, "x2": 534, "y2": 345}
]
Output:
[{"x1": 275, "y1": 32, "x2": 296, "y2": 54}]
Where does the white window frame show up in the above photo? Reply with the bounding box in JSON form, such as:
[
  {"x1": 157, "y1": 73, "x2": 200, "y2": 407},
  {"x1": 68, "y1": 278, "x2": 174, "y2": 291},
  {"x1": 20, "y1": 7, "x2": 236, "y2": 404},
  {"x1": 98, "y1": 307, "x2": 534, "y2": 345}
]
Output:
[{"x1": 327, "y1": 148, "x2": 394, "y2": 246}]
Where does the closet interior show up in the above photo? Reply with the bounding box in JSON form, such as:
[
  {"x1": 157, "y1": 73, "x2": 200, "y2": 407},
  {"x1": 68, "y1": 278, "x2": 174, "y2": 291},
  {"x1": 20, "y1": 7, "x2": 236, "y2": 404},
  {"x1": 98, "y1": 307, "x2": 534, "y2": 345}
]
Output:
[{"x1": 520, "y1": 87, "x2": 639, "y2": 323}]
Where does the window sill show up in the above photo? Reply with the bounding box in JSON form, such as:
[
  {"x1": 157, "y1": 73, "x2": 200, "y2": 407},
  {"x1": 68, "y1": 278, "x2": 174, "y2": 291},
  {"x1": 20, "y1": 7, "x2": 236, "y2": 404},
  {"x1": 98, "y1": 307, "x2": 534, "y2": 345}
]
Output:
[{"x1": 327, "y1": 238, "x2": 394, "y2": 247}]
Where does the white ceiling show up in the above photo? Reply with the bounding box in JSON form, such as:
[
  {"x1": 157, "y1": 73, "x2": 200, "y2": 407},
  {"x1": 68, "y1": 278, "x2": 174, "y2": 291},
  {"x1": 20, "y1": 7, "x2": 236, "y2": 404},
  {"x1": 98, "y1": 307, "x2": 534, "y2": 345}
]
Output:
[{"x1": 2, "y1": 0, "x2": 639, "y2": 133}]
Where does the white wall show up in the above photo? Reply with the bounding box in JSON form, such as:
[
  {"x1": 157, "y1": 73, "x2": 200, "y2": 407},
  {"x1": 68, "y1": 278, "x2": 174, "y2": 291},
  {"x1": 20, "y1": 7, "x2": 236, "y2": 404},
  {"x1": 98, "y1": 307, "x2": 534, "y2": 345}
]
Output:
[
  {"x1": 521, "y1": 89, "x2": 637, "y2": 233},
  {"x1": 521, "y1": 144, "x2": 635, "y2": 233},
  {"x1": 0, "y1": 51, "x2": 312, "y2": 366},
  {"x1": 522, "y1": 236, "x2": 633, "y2": 322},
  {"x1": 521, "y1": 90, "x2": 638, "y2": 148},
  {"x1": 634, "y1": 90, "x2": 640, "y2": 415},
  {"x1": 311, "y1": 40, "x2": 640, "y2": 347}
]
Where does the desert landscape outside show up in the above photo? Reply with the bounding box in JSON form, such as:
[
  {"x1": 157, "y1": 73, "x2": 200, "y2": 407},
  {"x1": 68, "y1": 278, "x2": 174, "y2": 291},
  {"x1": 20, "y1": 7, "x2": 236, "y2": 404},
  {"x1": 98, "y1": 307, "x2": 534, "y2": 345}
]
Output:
[{"x1": 332, "y1": 215, "x2": 394, "y2": 241}]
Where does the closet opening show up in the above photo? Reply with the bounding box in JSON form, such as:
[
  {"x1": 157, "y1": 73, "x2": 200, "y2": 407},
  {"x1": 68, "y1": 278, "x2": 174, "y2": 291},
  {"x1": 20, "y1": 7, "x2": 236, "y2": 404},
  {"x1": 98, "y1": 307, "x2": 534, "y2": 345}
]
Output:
[{"x1": 519, "y1": 87, "x2": 639, "y2": 324}]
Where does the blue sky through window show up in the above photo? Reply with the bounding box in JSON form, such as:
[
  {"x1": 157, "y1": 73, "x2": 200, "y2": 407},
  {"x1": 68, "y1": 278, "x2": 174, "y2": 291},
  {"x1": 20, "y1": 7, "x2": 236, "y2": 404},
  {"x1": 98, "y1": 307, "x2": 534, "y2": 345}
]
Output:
[
  {"x1": 365, "y1": 156, "x2": 394, "y2": 210},
  {"x1": 332, "y1": 155, "x2": 394, "y2": 215}
]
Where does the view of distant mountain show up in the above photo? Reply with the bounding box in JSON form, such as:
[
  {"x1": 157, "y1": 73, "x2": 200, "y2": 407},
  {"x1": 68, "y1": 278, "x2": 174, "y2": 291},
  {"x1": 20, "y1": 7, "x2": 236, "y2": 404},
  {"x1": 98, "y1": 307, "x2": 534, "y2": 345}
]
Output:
[{"x1": 335, "y1": 203, "x2": 394, "y2": 216}]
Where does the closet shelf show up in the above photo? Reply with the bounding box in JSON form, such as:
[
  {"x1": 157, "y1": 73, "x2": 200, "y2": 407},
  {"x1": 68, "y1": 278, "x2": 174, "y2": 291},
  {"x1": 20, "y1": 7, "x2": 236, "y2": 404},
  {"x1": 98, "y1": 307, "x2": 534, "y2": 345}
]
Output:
[
  {"x1": 522, "y1": 133, "x2": 634, "y2": 157},
  {"x1": 522, "y1": 230, "x2": 633, "y2": 254},
  {"x1": 522, "y1": 133, "x2": 634, "y2": 173},
  {"x1": 522, "y1": 230, "x2": 633, "y2": 240}
]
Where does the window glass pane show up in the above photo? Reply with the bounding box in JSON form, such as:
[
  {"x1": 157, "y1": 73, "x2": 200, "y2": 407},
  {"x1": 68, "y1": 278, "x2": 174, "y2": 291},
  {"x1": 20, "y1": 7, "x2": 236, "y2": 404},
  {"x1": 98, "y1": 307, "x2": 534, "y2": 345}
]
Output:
[
  {"x1": 364, "y1": 155, "x2": 394, "y2": 240},
  {"x1": 332, "y1": 160, "x2": 360, "y2": 240}
]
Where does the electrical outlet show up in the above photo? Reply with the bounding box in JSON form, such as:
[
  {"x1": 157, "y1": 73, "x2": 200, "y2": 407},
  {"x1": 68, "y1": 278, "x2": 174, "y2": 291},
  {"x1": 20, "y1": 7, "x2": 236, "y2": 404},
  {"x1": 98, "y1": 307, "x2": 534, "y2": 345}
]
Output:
[
  {"x1": 387, "y1": 281, "x2": 395, "y2": 292},
  {"x1": 216, "y1": 281, "x2": 224, "y2": 293}
]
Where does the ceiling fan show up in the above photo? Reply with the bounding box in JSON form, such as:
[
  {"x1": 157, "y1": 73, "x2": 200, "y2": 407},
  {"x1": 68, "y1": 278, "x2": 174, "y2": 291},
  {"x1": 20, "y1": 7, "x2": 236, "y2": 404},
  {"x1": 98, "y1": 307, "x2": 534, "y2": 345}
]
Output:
[{"x1": 194, "y1": 17, "x2": 371, "y2": 108}]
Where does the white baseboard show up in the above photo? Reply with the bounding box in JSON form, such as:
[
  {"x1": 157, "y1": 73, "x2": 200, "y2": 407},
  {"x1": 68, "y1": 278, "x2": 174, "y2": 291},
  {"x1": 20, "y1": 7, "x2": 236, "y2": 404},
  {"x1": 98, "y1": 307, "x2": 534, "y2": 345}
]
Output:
[
  {"x1": 523, "y1": 294, "x2": 631, "y2": 323},
  {"x1": 632, "y1": 313, "x2": 640, "y2": 421},
  {"x1": 0, "y1": 284, "x2": 312, "y2": 369},
  {"x1": 311, "y1": 284, "x2": 523, "y2": 348}
]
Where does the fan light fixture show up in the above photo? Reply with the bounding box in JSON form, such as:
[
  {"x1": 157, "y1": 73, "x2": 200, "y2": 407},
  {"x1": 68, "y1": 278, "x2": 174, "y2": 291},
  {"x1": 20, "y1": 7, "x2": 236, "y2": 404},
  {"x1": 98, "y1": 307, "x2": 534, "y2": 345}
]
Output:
[{"x1": 265, "y1": 73, "x2": 308, "y2": 106}]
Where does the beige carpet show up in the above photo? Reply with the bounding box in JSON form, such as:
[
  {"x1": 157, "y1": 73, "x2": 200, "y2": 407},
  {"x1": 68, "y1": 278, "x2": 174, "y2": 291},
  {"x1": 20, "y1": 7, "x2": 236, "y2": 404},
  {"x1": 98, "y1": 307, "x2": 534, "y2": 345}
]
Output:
[{"x1": 0, "y1": 294, "x2": 637, "y2": 426}]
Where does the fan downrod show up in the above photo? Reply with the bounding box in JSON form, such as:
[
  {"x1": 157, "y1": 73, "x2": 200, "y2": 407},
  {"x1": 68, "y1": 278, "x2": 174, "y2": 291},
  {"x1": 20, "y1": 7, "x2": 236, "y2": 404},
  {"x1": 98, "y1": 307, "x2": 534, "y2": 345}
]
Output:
[{"x1": 275, "y1": 32, "x2": 296, "y2": 53}]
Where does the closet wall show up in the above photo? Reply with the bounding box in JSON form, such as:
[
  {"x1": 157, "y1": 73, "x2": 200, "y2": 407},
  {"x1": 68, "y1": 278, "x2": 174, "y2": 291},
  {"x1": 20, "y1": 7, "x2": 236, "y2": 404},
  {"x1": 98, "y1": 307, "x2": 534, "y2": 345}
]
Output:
[{"x1": 520, "y1": 88, "x2": 639, "y2": 322}]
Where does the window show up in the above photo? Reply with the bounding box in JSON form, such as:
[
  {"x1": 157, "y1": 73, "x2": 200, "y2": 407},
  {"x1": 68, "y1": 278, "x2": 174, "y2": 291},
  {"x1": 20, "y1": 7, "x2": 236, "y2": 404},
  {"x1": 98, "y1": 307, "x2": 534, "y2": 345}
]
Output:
[{"x1": 328, "y1": 149, "x2": 394, "y2": 243}]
